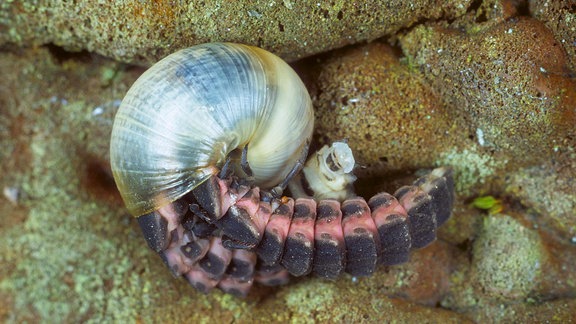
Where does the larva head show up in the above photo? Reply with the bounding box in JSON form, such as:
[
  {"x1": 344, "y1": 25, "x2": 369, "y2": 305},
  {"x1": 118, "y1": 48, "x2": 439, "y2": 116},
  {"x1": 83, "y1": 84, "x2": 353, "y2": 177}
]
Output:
[
  {"x1": 110, "y1": 43, "x2": 314, "y2": 216},
  {"x1": 300, "y1": 141, "x2": 357, "y2": 201}
]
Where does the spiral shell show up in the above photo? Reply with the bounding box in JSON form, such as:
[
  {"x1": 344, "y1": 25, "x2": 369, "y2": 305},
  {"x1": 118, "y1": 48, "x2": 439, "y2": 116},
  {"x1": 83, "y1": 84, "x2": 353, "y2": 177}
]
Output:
[{"x1": 110, "y1": 43, "x2": 314, "y2": 216}]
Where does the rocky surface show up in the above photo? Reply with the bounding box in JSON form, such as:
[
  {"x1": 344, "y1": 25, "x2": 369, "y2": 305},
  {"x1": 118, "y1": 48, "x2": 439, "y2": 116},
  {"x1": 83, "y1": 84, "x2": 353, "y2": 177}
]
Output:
[
  {"x1": 1, "y1": 0, "x2": 576, "y2": 322},
  {"x1": 0, "y1": 0, "x2": 472, "y2": 65}
]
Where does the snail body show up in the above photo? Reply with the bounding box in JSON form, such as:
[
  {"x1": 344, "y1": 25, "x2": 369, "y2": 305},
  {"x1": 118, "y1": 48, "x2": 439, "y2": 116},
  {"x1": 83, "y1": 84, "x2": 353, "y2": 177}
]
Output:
[{"x1": 110, "y1": 43, "x2": 454, "y2": 297}]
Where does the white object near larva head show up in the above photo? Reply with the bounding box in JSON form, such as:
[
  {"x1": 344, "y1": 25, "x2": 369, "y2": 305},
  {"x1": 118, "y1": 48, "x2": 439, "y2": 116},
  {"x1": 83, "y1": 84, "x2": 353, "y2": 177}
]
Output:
[
  {"x1": 290, "y1": 141, "x2": 357, "y2": 201},
  {"x1": 110, "y1": 43, "x2": 314, "y2": 216}
]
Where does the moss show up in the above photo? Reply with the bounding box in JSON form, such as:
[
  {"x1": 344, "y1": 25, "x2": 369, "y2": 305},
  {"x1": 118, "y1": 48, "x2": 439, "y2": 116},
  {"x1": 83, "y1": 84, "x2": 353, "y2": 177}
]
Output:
[
  {"x1": 437, "y1": 147, "x2": 500, "y2": 195},
  {"x1": 472, "y1": 214, "x2": 544, "y2": 301},
  {"x1": 285, "y1": 281, "x2": 336, "y2": 323}
]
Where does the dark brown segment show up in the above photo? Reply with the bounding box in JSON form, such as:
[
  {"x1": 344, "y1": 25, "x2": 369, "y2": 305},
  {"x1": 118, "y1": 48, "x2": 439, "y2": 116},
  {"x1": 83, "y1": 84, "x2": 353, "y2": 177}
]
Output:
[
  {"x1": 189, "y1": 219, "x2": 217, "y2": 238},
  {"x1": 313, "y1": 200, "x2": 345, "y2": 279},
  {"x1": 422, "y1": 176, "x2": 452, "y2": 227},
  {"x1": 441, "y1": 167, "x2": 455, "y2": 203},
  {"x1": 281, "y1": 198, "x2": 316, "y2": 276},
  {"x1": 217, "y1": 204, "x2": 260, "y2": 248},
  {"x1": 369, "y1": 193, "x2": 411, "y2": 265},
  {"x1": 218, "y1": 277, "x2": 253, "y2": 297},
  {"x1": 198, "y1": 237, "x2": 232, "y2": 279},
  {"x1": 254, "y1": 263, "x2": 290, "y2": 286},
  {"x1": 341, "y1": 198, "x2": 379, "y2": 276},
  {"x1": 423, "y1": 168, "x2": 454, "y2": 226},
  {"x1": 226, "y1": 249, "x2": 256, "y2": 282},
  {"x1": 411, "y1": 167, "x2": 454, "y2": 227},
  {"x1": 137, "y1": 211, "x2": 169, "y2": 252},
  {"x1": 217, "y1": 187, "x2": 267, "y2": 248},
  {"x1": 180, "y1": 239, "x2": 210, "y2": 262},
  {"x1": 256, "y1": 232, "x2": 283, "y2": 265},
  {"x1": 376, "y1": 214, "x2": 411, "y2": 265},
  {"x1": 256, "y1": 199, "x2": 294, "y2": 265},
  {"x1": 191, "y1": 176, "x2": 222, "y2": 221},
  {"x1": 395, "y1": 186, "x2": 437, "y2": 249}
]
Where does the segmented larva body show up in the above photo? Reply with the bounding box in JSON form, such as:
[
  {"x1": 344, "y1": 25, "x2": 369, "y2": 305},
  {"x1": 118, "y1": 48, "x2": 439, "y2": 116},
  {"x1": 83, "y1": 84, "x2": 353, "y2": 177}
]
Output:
[
  {"x1": 110, "y1": 42, "x2": 454, "y2": 297},
  {"x1": 148, "y1": 164, "x2": 453, "y2": 296}
]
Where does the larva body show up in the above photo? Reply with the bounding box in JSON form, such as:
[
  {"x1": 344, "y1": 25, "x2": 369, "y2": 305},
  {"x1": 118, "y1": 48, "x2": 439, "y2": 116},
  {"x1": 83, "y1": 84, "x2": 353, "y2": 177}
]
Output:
[
  {"x1": 110, "y1": 43, "x2": 454, "y2": 296},
  {"x1": 152, "y1": 166, "x2": 453, "y2": 296}
]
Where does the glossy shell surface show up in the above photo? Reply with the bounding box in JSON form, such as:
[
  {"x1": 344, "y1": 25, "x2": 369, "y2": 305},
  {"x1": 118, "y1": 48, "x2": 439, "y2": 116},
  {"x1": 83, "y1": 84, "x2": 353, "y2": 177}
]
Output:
[{"x1": 110, "y1": 43, "x2": 314, "y2": 216}]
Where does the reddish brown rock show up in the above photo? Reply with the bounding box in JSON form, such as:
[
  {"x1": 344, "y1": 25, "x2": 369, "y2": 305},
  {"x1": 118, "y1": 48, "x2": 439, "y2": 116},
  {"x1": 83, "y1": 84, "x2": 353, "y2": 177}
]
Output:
[{"x1": 304, "y1": 42, "x2": 460, "y2": 182}]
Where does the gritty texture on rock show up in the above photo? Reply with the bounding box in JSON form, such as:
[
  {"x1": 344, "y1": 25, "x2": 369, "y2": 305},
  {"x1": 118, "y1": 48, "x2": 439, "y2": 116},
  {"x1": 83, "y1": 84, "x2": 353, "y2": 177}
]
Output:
[
  {"x1": 530, "y1": 0, "x2": 576, "y2": 70},
  {"x1": 441, "y1": 213, "x2": 576, "y2": 322},
  {"x1": 400, "y1": 17, "x2": 576, "y2": 169},
  {"x1": 0, "y1": 0, "x2": 473, "y2": 64},
  {"x1": 506, "y1": 153, "x2": 576, "y2": 239},
  {"x1": 471, "y1": 214, "x2": 544, "y2": 301}
]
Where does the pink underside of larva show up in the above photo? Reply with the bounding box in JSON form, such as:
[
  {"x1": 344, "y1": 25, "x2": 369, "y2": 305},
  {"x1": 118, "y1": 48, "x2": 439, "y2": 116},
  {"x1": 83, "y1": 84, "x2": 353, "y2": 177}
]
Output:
[
  {"x1": 215, "y1": 177, "x2": 250, "y2": 220},
  {"x1": 233, "y1": 187, "x2": 261, "y2": 217},
  {"x1": 157, "y1": 204, "x2": 202, "y2": 275},
  {"x1": 185, "y1": 265, "x2": 219, "y2": 292},
  {"x1": 253, "y1": 203, "x2": 273, "y2": 238},
  {"x1": 254, "y1": 267, "x2": 291, "y2": 286},
  {"x1": 234, "y1": 187, "x2": 270, "y2": 239},
  {"x1": 371, "y1": 193, "x2": 409, "y2": 228},
  {"x1": 157, "y1": 203, "x2": 181, "y2": 235},
  {"x1": 315, "y1": 200, "x2": 345, "y2": 243},
  {"x1": 217, "y1": 277, "x2": 253, "y2": 296},
  {"x1": 205, "y1": 236, "x2": 233, "y2": 277}
]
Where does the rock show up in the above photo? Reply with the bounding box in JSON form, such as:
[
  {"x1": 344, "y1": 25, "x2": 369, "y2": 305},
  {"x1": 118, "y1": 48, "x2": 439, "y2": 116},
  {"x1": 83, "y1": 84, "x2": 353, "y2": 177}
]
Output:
[
  {"x1": 441, "y1": 213, "x2": 576, "y2": 321},
  {"x1": 304, "y1": 42, "x2": 460, "y2": 185},
  {"x1": 505, "y1": 156, "x2": 576, "y2": 240},
  {"x1": 0, "y1": 0, "x2": 473, "y2": 64},
  {"x1": 530, "y1": 0, "x2": 576, "y2": 70},
  {"x1": 400, "y1": 17, "x2": 576, "y2": 170},
  {"x1": 471, "y1": 214, "x2": 544, "y2": 301}
]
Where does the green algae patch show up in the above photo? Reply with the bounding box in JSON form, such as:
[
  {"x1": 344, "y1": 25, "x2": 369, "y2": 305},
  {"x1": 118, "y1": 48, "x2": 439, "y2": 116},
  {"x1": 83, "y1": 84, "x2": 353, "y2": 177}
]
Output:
[{"x1": 285, "y1": 281, "x2": 336, "y2": 323}]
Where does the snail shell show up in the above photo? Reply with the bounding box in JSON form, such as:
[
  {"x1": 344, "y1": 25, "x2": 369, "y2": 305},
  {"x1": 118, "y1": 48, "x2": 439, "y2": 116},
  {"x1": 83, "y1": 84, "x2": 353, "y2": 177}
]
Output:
[{"x1": 110, "y1": 43, "x2": 314, "y2": 216}]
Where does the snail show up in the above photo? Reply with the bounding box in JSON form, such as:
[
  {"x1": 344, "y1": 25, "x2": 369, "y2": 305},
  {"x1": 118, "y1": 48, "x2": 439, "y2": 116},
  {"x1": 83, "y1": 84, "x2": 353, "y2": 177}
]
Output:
[{"x1": 110, "y1": 42, "x2": 455, "y2": 296}]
